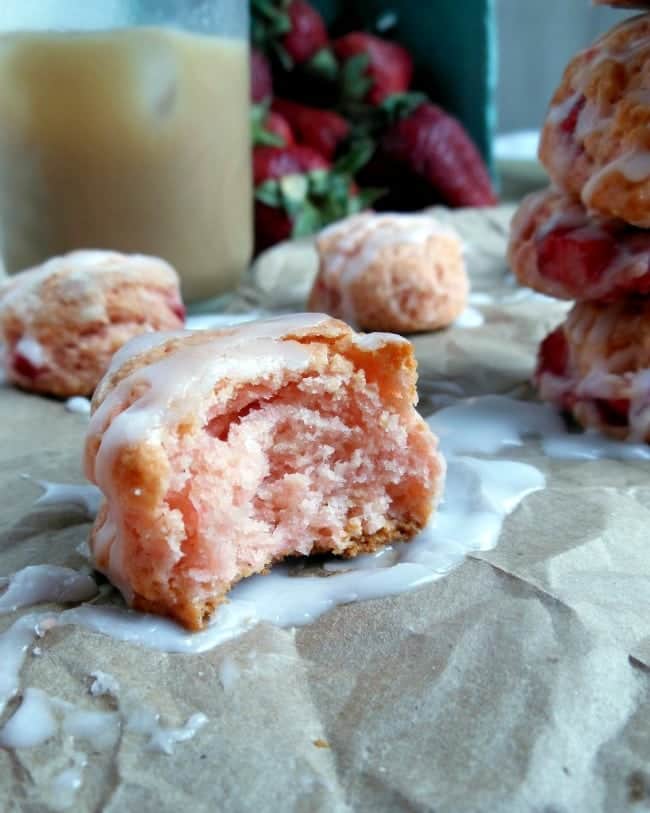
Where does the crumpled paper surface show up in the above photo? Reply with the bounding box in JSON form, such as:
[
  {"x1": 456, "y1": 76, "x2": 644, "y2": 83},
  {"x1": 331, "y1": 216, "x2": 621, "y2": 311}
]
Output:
[{"x1": 2, "y1": 206, "x2": 650, "y2": 813}]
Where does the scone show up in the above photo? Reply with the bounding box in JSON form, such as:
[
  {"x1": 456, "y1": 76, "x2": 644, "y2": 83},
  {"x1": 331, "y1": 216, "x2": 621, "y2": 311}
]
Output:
[
  {"x1": 508, "y1": 186, "x2": 650, "y2": 301},
  {"x1": 307, "y1": 212, "x2": 468, "y2": 333},
  {"x1": 0, "y1": 250, "x2": 185, "y2": 397},
  {"x1": 84, "y1": 314, "x2": 445, "y2": 630},
  {"x1": 539, "y1": 13, "x2": 650, "y2": 227},
  {"x1": 535, "y1": 298, "x2": 650, "y2": 441}
]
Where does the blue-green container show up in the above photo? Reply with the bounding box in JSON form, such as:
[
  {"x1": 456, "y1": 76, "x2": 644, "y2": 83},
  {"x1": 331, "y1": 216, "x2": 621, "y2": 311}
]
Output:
[{"x1": 312, "y1": 0, "x2": 496, "y2": 166}]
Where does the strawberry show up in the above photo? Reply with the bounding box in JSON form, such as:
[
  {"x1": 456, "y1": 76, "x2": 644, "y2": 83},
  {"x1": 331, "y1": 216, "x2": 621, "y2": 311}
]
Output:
[
  {"x1": 380, "y1": 102, "x2": 497, "y2": 207},
  {"x1": 333, "y1": 33, "x2": 413, "y2": 106},
  {"x1": 536, "y1": 226, "x2": 617, "y2": 289},
  {"x1": 282, "y1": 0, "x2": 328, "y2": 65},
  {"x1": 271, "y1": 99, "x2": 349, "y2": 159},
  {"x1": 559, "y1": 94, "x2": 586, "y2": 135},
  {"x1": 251, "y1": 0, "x2": 329, "y2": 69},
  {"x1": 253, "y1": 144, "x2": 327, "y2": 186},
  {"x1": 536, "y1": 327, "x2": 569, "y2": 379},
  {"x1": 251, "y1": 47, "x2": 273, "y2": 103},
  {"x1": 12, "y1": 349, "x2": 46, "y2": 379},
  {"x1": 251, "y1": 104, "x2": 295, "y2": 148},
  {"x1": 253, "y1": 142, "x2": 377, "y2": 251}
]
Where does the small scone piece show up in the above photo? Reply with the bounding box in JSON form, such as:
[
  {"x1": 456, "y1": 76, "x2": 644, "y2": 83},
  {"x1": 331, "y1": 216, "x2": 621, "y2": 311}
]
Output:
[
  {"x1": 307, "y1": 212, "x2": 468, "y2": 333},
  {"x1": 84, "y1": 314, "x2": 445, "y2": 630},
  {"x1": 535, "y1": 299, "x2": 650, "y2": 441},
  {"x1": 539, "y1": 13, "x2": 650, "y2": 227},
  {"x1": 0, "y1": 251, "x2": 185, "y2": 397},
  {"x1": 508, "y1": 186, "x2": 650, "y2": 301}
]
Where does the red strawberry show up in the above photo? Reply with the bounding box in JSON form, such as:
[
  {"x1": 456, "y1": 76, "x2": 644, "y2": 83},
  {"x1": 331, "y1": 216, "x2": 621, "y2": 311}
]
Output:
[
  {"x1": 595, "y1": 398, "x2": 630, "y2": 427},
  {"x1": 282, "y1": 0, "x2": 328, "y2": 65},
  {"x1": 251, "y1": 47, "x2": 273, "y2": 102},
  {"x1": 333, "y1": 33, "x2": 413, "y2": 105},
  {"x1": 271, "y1": 99, "x2": 349, "y2": 159},
  {"x1": 251, "y1": 105, "x2": 295, "y2": 148},
  {"x1": 12, "y1": 349, "x2": 46, "y2": 379},
  {"x1": 559, "y1": 94, "x2": 585, "y2": 135},
  {"x1": 265, "y1": 111, "x2": 294, "y2": 147},
  {"x1": 253, "y1": 144, "x2": 328, "y2": 186},
  {"x1": 381, "y1": 103, "x2": 497, "y2": 207},
  {"x1": 254, "y1": 145, "x2": 330, "y2": 250},
  {"x1": 253, "y1": 143, "x2": 376, "y2": 252},
  {"x1": 536, "y1": 226, "x2": 617, "y2": 289},
  {"x1": 251, "y1": 0, "x2": 328, "y2": 69},
  {"x1": 537, "y1": 327, "x2": 569, "y2": 379}
]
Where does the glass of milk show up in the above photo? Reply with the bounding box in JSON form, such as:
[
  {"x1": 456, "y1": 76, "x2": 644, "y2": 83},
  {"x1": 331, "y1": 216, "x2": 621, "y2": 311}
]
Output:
[{"x1": 0, "y1": 1, "x2": 252, "y2": 302}]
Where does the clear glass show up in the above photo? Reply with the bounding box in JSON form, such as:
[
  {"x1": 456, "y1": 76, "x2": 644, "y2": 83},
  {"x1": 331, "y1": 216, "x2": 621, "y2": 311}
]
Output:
[{"x1": 0, "y1": 1, "x2": 252, "y2": 302}]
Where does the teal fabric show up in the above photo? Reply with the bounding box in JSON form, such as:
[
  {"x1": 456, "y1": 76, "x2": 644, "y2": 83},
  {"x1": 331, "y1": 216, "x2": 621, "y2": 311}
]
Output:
[{"x1": 311, "y1": 0, "x2": 496, "y2": 166}]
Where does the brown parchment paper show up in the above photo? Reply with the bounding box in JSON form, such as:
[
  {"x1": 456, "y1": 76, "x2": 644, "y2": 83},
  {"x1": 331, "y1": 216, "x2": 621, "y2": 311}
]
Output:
[{"x1": 1, "y1": 206, "x2": 650, "y2": 813}]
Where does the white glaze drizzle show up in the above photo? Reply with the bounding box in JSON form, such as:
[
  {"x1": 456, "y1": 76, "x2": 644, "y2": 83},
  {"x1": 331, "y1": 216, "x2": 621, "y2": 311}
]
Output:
[
  {"x1": 25, "y1": 477, "x2": 102, "y2": 519},
  {"x1": 64, "y1": 397, "x2": 92, "y2": 416},
  {"x1": 0, "y1": 565, "x2": 97, "y2": 613},
  {"x1": 0, "y1": 677, "x2": 207, "y2": 757},
  {"x1": 453, "y1": 306, "x2": 484, "y2": 328},
  {"x1": 582, "y1": 151, "x2": 650, "y2": 209},
  {"x1": 218, "y1": 655, "x2": 241, "y2": 691},
  {"x1": 14, "y1": 335, "x2": 46, "y2": 367}
]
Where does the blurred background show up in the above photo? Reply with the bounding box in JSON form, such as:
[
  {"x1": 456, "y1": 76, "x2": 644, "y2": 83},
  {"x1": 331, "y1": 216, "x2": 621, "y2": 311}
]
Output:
[
  {"x1": 496, "y1": 0, "x2": 632, "y2": 198},
  {"x1": 497, "y1": 0, "x2": 630, "y2": 132}
]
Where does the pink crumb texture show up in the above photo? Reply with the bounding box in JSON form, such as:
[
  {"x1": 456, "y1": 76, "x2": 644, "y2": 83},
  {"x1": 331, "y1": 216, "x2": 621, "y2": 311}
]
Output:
[
  {"x1": 84, "y1": 315, "x2": 445, "y2": 630},
  {"x1": 0, "y1": 250, "x2": 185, "y2": 398},
  {"x1": 308, "y1": 212, "x2": 468, "y2": 334}
]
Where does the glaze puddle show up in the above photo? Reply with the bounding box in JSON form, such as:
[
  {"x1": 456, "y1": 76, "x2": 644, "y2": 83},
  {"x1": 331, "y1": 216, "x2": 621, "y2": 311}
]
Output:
[{"x1": 1, "y1": 390, "x2": 646, "y2": 805}]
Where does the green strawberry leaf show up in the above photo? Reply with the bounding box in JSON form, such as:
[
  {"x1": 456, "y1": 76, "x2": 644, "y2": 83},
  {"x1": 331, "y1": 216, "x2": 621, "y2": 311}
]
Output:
[
  {"x1": 340, "y1": 53, "x2": 373, "y2": 103},
  {"x1": 255, "y1": 179, "x2": 284, "y2": 207},
  {"x1": 304, "y1": 47, "x2": 339, "y2": 82},
  {"x1": 251, "y1": 103, "x2": 286, "y2": 147},
  {"x1": 280, "y1": 174, "x2": 309, "y2": 213},
  {"x1": 251, "y1": 0, "x2": 292, "y2": 52},
  {"x1": 381, "y1": 92, "x2": 428, "y2": 124},
  {"x1": 292, "y1": 202, "x2": 323, "y2": 238},
  {"x1": 333, "y1": 138, "x2": 375, "y2": 176}
]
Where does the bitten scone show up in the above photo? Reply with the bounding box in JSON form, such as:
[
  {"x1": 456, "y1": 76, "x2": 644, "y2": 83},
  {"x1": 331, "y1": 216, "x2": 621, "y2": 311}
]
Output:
[
  {"x1": 307, "y1": 212, "x2": 468, "y2": 333},
  {"x1": 0, "y1": 250, "x2": 185, "y2": 397},
  {"x1": 508, "y1": 186, "x2": 650, "y2": 300},
  {"x1": 535, "y1": 299, "x2": 650, "y2": 441},
  {"x1": 539, "y1": 13, "x2": 650, "y2": 227},
  {"x1": 84, "y1": 314, "x2": 445, "y2": 630}
]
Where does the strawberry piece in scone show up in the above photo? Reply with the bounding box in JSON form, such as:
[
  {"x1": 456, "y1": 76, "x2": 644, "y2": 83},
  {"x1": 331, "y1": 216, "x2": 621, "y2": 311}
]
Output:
[
  {"x1": 508, "y1": 187, "x2": 650, "y2": 301},
  {"x1": 535, "y1": 299, "x2": 650, "y2": 442}
]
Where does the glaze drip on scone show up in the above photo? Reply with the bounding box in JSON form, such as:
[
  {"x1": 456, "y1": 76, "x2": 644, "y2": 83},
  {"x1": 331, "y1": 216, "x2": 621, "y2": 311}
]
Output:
[
  {"x1": 539, "y1": 13, "x2": 650, "y2": 226},
  {"x1": 84, "y1": 314, "x2": 443, "y2": 630}
]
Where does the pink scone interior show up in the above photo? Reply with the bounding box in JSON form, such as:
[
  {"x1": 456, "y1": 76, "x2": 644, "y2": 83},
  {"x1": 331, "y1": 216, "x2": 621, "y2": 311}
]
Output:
[{"x1": 85, "y1": 316, "x2": 444, "y2": 629}]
